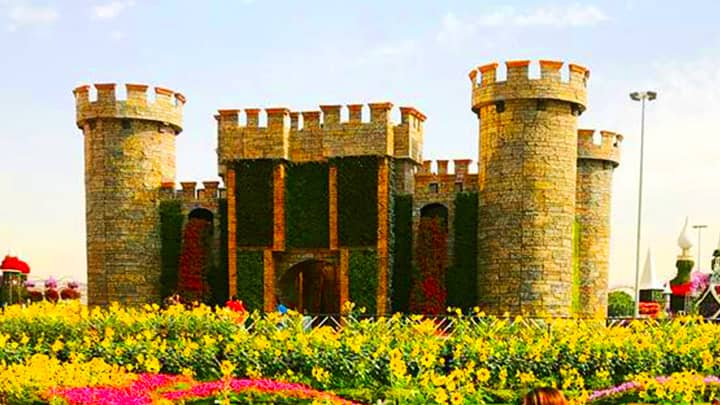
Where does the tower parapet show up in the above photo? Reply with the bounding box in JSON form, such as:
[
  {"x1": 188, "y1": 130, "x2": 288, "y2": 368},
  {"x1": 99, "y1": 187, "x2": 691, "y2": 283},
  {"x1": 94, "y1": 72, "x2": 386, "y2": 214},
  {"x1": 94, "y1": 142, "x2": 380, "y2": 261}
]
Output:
[
  {"x1": 74, "y1": 82, "x2": 184, "y2": 306},
  {"x1": 74, "y1": 83, "x2": 184, "y2": 132},
  {"x1": 470, "y1": 60, "x2": 588, "y2": 114},
  {"x1": 577, "y1": 129, "x2": 622, "y2": 166},
  {"x1": 217, "y1": 103, "x2": 424, "y2": 175}
]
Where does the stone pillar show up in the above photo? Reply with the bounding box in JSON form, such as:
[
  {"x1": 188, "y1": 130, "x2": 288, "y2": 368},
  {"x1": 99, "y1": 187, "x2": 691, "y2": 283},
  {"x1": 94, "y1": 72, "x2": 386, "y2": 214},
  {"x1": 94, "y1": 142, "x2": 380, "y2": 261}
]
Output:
[
  {"x1": 272, "y1": 163, "x2": 286, "y2": 251},
  {"x1": 376, "y1": 157, "x2": 390, "y2": 315},
  {"x1": 263, "y1": 249, "x2": 275, "y2": 312},
  {"x1": 226, "y1": 168, "x2": 237, "y2": 298}
]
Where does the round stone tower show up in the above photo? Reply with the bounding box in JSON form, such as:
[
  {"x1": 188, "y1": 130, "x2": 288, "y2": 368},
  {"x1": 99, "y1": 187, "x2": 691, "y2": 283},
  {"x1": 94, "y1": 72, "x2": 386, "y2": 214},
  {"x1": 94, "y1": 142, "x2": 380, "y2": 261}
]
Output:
[
  {"x1": 469, "y1": 60, "x2": 589, "y2": 317},
  {"x1": 575, "y1": 129, "x2": 622, "y2": 318},
  {"x1": 73, "y1": 83, "x2": 184, "y2": 305}
]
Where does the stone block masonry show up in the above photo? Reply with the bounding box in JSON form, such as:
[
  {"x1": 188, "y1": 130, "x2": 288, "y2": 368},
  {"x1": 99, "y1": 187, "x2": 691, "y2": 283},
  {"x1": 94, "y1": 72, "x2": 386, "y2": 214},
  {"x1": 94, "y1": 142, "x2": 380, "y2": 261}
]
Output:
[
  {"x1": 74, "y1": 83, "x2": 184, "y2": 305},
  {"x1": 575, "y1": 129, "x2": 623, "y2": 318},
  {"x1": 471, "y1": 60, "x2": 588, "y2": 317}
]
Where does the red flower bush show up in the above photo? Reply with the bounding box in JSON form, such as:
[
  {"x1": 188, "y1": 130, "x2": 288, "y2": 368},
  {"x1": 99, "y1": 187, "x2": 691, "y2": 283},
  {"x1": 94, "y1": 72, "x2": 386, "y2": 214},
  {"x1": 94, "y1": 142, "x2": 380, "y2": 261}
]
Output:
[
  {"x1": 177, "y1": 218, "x2": 213, "y2": 303},
  {"x1": 410, "y1": 217, "x2": 448, "y2": 314}
]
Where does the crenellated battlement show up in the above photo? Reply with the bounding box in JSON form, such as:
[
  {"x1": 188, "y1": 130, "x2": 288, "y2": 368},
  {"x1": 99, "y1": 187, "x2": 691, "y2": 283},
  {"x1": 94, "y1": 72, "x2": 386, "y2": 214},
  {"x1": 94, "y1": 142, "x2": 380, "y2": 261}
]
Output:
[
  {"x1": 217, "y1": 103, "x2": 425, "y2": 170},
  {"x1": 416, "y1": 159, "x2": 475, "y2": 177},
  {"x1": 159, "y1": 180, "x2": 223, "y2": 211},
  {"x1": 577, "y1": 129, "x2": 622, "y2": 167},
  {"x1": 470, "y1": 60, "x2": 588, "y2": 113},
  {"x1": 74, "y1": 83, "x2": 184, "y2": 132},
  {"x1": 414, "y1": 159, "x2": 478, "y2": 201}
]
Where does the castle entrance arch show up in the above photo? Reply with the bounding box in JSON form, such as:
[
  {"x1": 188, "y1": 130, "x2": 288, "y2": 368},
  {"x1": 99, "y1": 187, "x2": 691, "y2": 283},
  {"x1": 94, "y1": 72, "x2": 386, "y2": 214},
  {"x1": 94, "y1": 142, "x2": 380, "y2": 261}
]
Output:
[
  {"x1": 420, "y1": 203, "x2": 448, "y2": 230},
  {"x1": 277, "y1": 258, "x2": 340, "y2": 314}
]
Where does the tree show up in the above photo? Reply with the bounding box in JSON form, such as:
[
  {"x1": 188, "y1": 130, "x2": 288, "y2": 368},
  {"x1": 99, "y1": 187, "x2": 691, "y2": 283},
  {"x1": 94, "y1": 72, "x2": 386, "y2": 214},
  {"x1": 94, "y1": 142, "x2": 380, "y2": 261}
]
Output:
[{"x1": 608, "y1": 291, "x2": 635, "y2": 317}]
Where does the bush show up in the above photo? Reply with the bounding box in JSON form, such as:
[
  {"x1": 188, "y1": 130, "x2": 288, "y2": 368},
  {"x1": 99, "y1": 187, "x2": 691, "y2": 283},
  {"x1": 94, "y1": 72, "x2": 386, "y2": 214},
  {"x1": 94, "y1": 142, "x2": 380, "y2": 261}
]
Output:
[{"x1": 608, "y1": 290, "x2": 635, "y2": 317}]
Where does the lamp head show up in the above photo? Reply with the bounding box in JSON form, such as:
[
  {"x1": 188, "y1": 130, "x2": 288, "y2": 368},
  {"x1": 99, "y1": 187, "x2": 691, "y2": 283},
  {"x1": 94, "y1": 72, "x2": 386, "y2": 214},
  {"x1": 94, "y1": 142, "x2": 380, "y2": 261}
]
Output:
[
  {"x1": 647, "y1": 91, "x2": 657, "y2": 100},
  {"x1": 630, "y1": 92, "x2": 641, "y2": 101}
]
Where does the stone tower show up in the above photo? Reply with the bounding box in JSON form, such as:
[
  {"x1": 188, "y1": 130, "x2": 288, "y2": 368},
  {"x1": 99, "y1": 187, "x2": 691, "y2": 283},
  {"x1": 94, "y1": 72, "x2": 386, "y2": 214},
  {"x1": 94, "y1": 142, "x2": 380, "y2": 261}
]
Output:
[
  {"x1": 469, "y1": 60, "x2": 589, "y2": 317},
  {"x1": 575, "y1": 129, "x2": 622, "y2": 317},
  {"x1": 74, "y1": 83, "x2": 185, "y2": 305}
]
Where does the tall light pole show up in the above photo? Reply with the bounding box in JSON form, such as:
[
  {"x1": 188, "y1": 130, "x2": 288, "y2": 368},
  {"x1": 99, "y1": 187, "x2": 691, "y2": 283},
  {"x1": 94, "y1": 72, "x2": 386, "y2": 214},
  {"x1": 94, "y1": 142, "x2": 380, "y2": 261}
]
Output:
[
  {"x1": 693, "y1": 224, "x2": 708, "y2": 271},
  {"x1": 630, "y1": 90, "x2": 657, "y2": 318}
]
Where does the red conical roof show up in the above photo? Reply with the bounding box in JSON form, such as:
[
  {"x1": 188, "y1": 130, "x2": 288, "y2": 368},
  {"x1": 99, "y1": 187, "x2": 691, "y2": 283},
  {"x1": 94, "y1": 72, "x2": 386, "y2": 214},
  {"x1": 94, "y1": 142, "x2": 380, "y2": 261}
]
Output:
[{"x1": 1, "y1": 255, "x2": 30, "y2": 274}]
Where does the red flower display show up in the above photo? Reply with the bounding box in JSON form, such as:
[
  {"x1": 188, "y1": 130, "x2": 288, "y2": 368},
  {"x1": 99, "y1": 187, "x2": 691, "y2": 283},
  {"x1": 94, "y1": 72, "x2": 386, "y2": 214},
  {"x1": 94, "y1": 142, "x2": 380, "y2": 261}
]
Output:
[
  {"x1": 410, "y1": 217, "x2": 448, "y2": 314},
  {"x1": 1, "y1": 255, "x2": 30, "y2": 274},
  {"x1": 670, "y1": 282, "x2": 692, "y2": 296},
  {"x1": 638, "y1": 301, "x2": 662, "y2": 317},
  {"x1": 60, "y1": 287, "x2": 81, "y2": 300},
  {"x1": 44, "y1": 288, "x2": 59, "y2": 303},
  {"x1": 177, "y1": 218, "x2": 213, "y2": 303}
]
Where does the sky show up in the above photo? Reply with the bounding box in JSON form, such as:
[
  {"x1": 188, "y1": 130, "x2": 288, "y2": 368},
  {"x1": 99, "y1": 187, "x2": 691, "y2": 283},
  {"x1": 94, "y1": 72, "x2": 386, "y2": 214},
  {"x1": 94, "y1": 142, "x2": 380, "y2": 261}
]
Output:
[{"x1": 1, "y1": 0, "x2": 719, "y2": 290}]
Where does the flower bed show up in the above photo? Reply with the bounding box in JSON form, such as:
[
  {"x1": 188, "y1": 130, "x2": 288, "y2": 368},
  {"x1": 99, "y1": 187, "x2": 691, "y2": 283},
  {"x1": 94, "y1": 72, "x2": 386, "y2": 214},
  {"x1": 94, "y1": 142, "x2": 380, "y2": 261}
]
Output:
[{"x1": 5, "y1": 302, "x2": 720, "y2": 403}]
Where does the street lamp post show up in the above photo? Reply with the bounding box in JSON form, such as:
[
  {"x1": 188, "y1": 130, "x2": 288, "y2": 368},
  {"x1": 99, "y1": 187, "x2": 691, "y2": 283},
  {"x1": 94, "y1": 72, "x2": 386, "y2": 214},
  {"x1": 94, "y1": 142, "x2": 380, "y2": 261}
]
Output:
[
  {"x1": 693, "y1": 224, "x2": 708, "y2": 271},
  {"x1": 630, "y1": 90, "x2": 657, "y2": 318}
]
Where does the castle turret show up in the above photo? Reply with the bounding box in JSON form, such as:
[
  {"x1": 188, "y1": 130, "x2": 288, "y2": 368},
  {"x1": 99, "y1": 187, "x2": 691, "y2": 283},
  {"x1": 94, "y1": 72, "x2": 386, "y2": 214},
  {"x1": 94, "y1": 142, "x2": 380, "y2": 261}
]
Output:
[
  {"x1": 575, "y1": 129, "x2": 622, "y2": 317},
  {"x1": 470, "y1": 60, "x2": 589, "y2": 316},
  {"x1": 74, "y1": 83, "x2": 184, "y2": 305}
]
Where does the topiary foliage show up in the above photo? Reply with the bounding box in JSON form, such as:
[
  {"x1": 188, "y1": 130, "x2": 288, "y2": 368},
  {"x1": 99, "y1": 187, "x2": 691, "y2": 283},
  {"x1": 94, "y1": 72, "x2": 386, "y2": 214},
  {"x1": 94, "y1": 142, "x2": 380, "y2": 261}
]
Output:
[
  {"x1": 159, "y1": 200, "x2": 183, "y2": 300},
  {"x1": 335, "y1": 157, "x2": 379, "y2": 247},
  {"x1": 391, "y1": 194, "x2": 413, "y2": 313},
  {"x1": 607, "y1": 290, "x2": 635, "y2": 317},
  {"x1": 234, "y1": 160, "x2": 275, "y2": 247},
  {"x1": 447, "y1": 192, "x2": 477, "y2": 311},
  {"x1": 206, "y1": 199, "x2": 229, "y2": 307},
  {"x1": 285, "y1": 162, "x2": 329, "y2": 248},
  {"x1": 349, "y1": 249, "x2": 378, "y2": 314},
  {"x1": 236, "y1": 251, "x2": 264, "y2": 311}
]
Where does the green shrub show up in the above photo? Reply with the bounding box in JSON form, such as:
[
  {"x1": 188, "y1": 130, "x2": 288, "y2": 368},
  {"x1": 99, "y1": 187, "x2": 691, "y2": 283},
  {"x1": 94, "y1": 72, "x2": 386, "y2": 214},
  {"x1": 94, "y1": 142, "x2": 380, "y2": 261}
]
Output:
[{"x1": 607, "y1": 290, "x2": 634, "y2": 317}]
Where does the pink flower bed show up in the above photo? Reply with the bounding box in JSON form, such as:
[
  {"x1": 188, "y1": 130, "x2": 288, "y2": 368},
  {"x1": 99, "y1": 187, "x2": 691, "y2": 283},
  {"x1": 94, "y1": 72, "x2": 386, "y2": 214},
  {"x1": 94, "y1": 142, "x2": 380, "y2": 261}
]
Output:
[{"x1": 49, "y1": 373, "x2": 358, "y2": 405}]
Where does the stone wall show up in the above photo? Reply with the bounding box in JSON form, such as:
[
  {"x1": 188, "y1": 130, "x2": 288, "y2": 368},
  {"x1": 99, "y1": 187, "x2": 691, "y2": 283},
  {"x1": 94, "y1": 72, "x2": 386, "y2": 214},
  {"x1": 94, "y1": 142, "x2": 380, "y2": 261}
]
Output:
[
  {"x1": 472, "y1": 60, "x2": 588, "y2": 317},
  {"x1": 575, "y1": 129, "x2": 622, "y2": 318},
  {"x1": 74, "y1": 83, "x2": 184, "y2": 305}
]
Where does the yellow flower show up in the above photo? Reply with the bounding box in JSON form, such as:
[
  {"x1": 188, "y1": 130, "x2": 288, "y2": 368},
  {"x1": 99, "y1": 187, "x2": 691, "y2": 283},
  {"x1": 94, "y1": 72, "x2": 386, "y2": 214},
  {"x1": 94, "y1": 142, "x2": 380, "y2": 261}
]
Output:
[{"x1": 220, "y1": 360, "x2": 235, "y2": 378}]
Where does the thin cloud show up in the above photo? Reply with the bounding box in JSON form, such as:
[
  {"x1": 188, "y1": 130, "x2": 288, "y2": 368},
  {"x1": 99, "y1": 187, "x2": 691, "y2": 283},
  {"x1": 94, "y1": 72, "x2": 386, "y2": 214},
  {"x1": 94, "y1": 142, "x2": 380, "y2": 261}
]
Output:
[
  {"x1": 437, "y1": 4, "x2": 608, "y2": 44},
  {"x1": 2, "y1": 1, "x2": 59, "y2": 31},
  {"x1": 93, "y1": 0, "x2": 135, "y2": 20}
]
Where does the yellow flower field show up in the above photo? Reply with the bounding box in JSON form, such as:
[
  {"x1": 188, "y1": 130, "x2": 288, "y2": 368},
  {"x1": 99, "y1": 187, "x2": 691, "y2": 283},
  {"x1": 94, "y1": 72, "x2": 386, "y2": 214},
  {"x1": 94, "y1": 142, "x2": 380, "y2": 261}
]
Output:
[{"x1": 2, "y1": 301, "x2": 720, "y2": 403}]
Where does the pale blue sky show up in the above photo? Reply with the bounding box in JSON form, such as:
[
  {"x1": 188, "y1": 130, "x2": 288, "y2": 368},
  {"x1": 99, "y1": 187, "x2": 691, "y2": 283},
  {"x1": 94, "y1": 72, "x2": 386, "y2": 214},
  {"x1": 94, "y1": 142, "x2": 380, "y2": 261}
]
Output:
[{"x1": 1, "y1": 0, "x2": 719, "y2": 288}]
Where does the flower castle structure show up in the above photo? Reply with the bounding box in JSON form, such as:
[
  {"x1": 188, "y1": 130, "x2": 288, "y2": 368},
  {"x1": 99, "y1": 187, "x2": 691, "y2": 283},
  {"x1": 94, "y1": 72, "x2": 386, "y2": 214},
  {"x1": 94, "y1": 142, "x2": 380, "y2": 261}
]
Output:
[{"x1": 74, "y1": 60, "x2": 622, "y2": 317}]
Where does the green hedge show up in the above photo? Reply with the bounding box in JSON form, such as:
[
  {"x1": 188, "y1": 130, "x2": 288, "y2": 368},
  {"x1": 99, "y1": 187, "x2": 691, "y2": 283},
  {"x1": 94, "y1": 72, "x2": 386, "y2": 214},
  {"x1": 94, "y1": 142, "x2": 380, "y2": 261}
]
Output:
[
  {"x1": 335, "y1": 157, "x2": 379, "y2": 247},
  {"x1": 235, "y1": 160, "x2": 275, "y2": 247},
  {"x1": 448, "y1": 192, "x2": 478, "y2": 311},
  {"x1": 206, "y1": 199, "x2": 229, "y2": 306},
  {"x1": 391, "y1": 194, "x2": 413, "y2": 313},
  {"x1": 236, "y1": 251, "x2": 264, "y2": 311},
  {"x1": 159, "y1": 200, "x2": 184, "y2": 299},
  {"x1": 349, "y1": 249, "x2": 378, "y2": 314},
  {"x1": 285, "y1": 162, "x2": 329, "y2": 248}
]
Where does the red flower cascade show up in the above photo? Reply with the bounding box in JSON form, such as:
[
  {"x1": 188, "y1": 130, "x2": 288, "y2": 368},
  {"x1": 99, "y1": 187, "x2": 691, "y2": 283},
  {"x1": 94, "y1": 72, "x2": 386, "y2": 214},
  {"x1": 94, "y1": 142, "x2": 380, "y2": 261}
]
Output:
[
  {"x1": 410, "y1": 217, "x2": 448, "y2": 314},
  {"x1": 177, "y1": 218, "x2": 213, "y2": 303}
]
